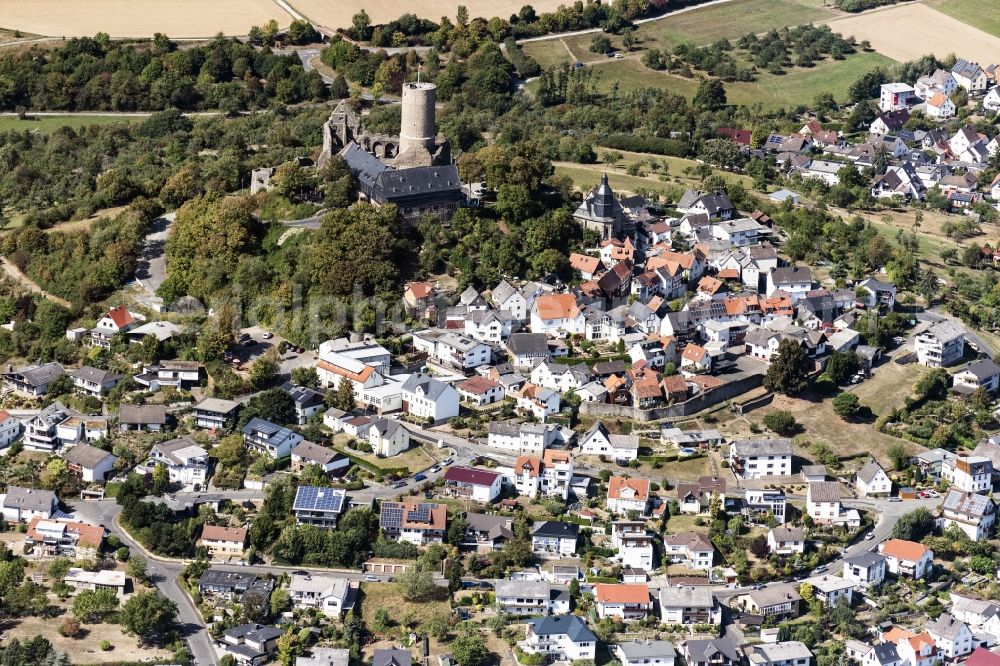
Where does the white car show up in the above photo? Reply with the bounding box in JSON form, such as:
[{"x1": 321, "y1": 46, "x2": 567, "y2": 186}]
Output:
[
  {"x1": 364, "y1": 575, "x2": 380, "y2": 582},
  {"x1": 864, "y1": 532, "x2": 875, "y2": 540}
]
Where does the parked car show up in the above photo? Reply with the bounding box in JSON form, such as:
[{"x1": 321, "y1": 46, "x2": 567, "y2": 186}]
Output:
[
  {"x1": 262, "y1": 332, "x2": 273, "y2": 339},
  {"x1": 414, "y1": 473, "x2": 427, "y2": 482},
  {"x1": 864, "y1": 532, "x2": 875, "y2": 540},
  {"x1": 391, "y1": 481, "x2": 406, "y2": 489},
  {"x1": 364, "y1": 575, "x2": 380, "y2": 582},
  {"x1": 811, "y1": 565, "x2": 827, "y2": 575},
  {"x1": 888, "y1": 496, "x2": 903, "y2": 502}
]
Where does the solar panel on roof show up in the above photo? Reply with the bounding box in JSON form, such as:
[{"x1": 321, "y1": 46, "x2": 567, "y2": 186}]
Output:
[
  {"x1": 381, "y1": 503, "x2": 403, "y2": 529},
  {"x1": 294, "y1": 486, "x2": 344, "y2": 513},
  {"x1": 407, "y1": 505, "x2": 431, "y2": 523}
]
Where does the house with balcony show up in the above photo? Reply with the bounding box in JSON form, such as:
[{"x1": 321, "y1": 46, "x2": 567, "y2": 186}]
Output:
[
  {"x1": 879, "y1": 539, "x2": 934, "y2": 579},
  {"x1": 611, "y1": 521, "x2": 654, "y2": 570},
  {"x1": 494, "y1": 580, "x2": 569, "y2": 615},
  {"x1": 607, "y1": 476, "x2": 651, "y2": 516},
  {"x1": 767, "y1": 526, "x2": 805, "y2": 555},
  {"x1": 739, "y1": 584, "x2": 802, "y2": 617},
  {"x1": 198, "y1": 525, "x2": 248, "y2": 559},
  {"x1": 401, "y1": 373, "x2": 460, "y2": 424},
  {"x1": 89, "y1": 305, "x2": 136, "y2": 347},
  {"x1": 676, "y1": 476, "x2": 727, "y2": 515},
  {"x1": 134, "y1": 360, "x2": 201, "y2": 391},
  {"x1": 119, "y1": 404, "x2": 168, "y2": 432},
  {"x1": 806, "y1": 481, "x2": 843, "y2": 524},
  {"x1": 939, "y1": 489, "x2": 996, "y2": 540},
  {"x1": 595, "y1": 583, "x2": 652, "y2": 620},
  {"x1": 615, "y1": 641, "x2": 677, "y2": 666},
  {"x1": 744, "y1": 489, "x2": 786, "y2": 524},
  {"x1": 681, "y1": 638, "x2": 740, "y2": 666},
  {"x1": 0, "y1": 411, "x2": 19, "y2": 451},
  {"x1": 23, "y1": 401, "x2": 86, "y2": 452},
  {"x1": 915, "y1": 321, "x2": 965, "y2": 367},
  {"x1": 519, "y1": 615, "x2": 597, "y2": 662},
  {"x1": 25, "y1": 517, "x2": 104, "y2": 559},
  {"x1": 941, "y1": 456, "x2": 993, "y2": 494},
  {"x1": 443, "y1": 466, "x2": 501, "y2": 503},
  {"x1": 379, "y1": 501, "x2": 447, "y2": 546},
  {"x1": 925, "y1": 614, "x2": 974, "y2": 659},
  {"x1": 413, "y1": 329, "x2": 493, "y2": 370},
  {"x1": 289, "y1": 574, "x2": 353, "y2": 617},
  {"x1": 882, "y1": 627, "x2": 937, "y2": 666},
  {"x1": 70, "y1": 366, "x2": 122, "y2": 396},
  {"x1": 531, "y1": 521, "x2": 578, "y2": 556},
  {"x1": 293, "y1": 486, "x2": 346, "y2": 529},
  {"x1": 221, "y1": 624, "x2": 283, "y2": 666},
  {"x1": 746, "y1": 641, "x2": 813, "y2": 666},
  {"x1": 953, "y1": 360, "x2": 1000, "y2": 395},
  {"x1": 729, "y1": 439, "x2": 793, "y2": 479},
  {"x1": 659, "y1": 586, "x2": 721, "y2": 625},
  {"x1": 291, "y1": 441, "x2": 350, "y2": 476},
  {"x1": 462, "y1": 513, "x2": 514, "y2": 552},
  {"x1": 843, "y1": 552, "x2": 887, "y2": 587},
  {"x1": 281, "y1": 383, "x2": 326, "y2": 425},
  {"x1": 62, "y1": 443, "x2": 117, "y2": 483},
  {"x1": 664, "y1": 531, "x2": 715, "y2": 570},
  {"x1": 242, "y1": 417, "x2": 303, "y2": 459},
  {"x1": 579, "y1": 421, "x2": 640, "y2": 462},
  {"x1": 3, "y1": 361, "x2": 66, "y2": 397},
  {"x1": 193, "y1": 397, "x2": 241, "y2": 431},
  {"x1": 513, "y1": 449, "x2": 574, "y2": 500},
  {"x1": 1, "y1": 486, "x2": 57, "y2": 523},
  {"x1": 487, "y1": 421, "x2": 572, "y2": 456},
  {"x1": 150, "y1": 437, "x2": 209, "y2": 490},
  {"x1": 64, "y1": 568, "x2": 127, "y2": 597},
  {"x1": 803, "y1": 575, "x2": 854, "y2": 607}
]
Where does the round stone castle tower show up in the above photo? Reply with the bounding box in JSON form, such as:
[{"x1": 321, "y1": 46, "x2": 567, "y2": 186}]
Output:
[{"x1": 398, "y1": 81, "x2": 437, "y2": 157}]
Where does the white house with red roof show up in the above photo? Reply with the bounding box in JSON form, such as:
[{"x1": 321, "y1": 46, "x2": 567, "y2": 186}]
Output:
[
  {"x1": 443, "y1": 466, "x2": 501, "y2": 503},
  {"x1": 455, "y1": 375, "x2": 504, "y2": 406},
  {"x1": 90, "y1": 305, "x2": 137, "y2": 347},
  {"x1": 607, "y1": 476, "x2": 651, "y2": 515}
]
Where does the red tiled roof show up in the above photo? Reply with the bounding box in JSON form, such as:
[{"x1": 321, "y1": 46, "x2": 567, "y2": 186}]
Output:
[
  {"x1": 406, "y1": 281, "x2": 433, "y2": 299},
  {"x1": 608, "y1": 476, "x2": 650, "y2": 500},
  {"x1": 595, "y1": 583, "x2": 651, "y2": 604},
  {"x1": 106, "y1": 305, "x2": 133, "y2": 329},
  {"x1": 456, "y1": 375, "x2": 501, "y2": 395},
  {"x1": 201, "y1": 524, "x2": 248, "y2": 543}
]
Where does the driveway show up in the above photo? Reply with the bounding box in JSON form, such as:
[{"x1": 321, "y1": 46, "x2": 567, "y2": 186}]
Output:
[{"x1": 134, "y1": 212, "x2": 174, "y2": 296}]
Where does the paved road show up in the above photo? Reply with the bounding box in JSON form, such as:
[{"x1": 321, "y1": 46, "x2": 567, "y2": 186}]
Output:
[{"x1": 135, "y1": 212, "x2": 174, "y2": 296}]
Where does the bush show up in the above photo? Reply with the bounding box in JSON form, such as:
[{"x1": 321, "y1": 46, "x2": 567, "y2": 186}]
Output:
[
  {"x1": 832, "y1": 392, "x2": 861, "y2": 419},
  {"x1": 60, "y1": 617, "x2": 82, "y2": 638},
  {"x1": 762, "y1": 410, "x2": 799, "y2": 436},
  {"x1": 99, "y1": 640, "x2": 112, "y2": 651}
]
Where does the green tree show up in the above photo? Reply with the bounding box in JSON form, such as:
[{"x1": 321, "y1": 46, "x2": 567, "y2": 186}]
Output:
[
  {"x1": 761, "y1": 410, "x2": 798, "y2": 436},
  {"x1": 451, "y1": 631, "x2": 491, "y2": 666},
  {"x1": 126, "y1": 556, "x2": 149, "y2": 584},
  {"x1": 887, "y1": 443, "x2": 909, "y2": 471},
  {"x1": 335, "y1": 377, "x2": 356, "y2": 412},
  {"x1": 248, "y1": 349, "x2": 280, "y2": 389},
  {"x1": 119, "y1": 591, "x2": 178, "y2": 644},
  {"x1": 693, "y1": 78, "x2": 727, "y2": 111},
  {"x1": 891, "y1": 508, "x2": 935, "y2": 541},
  {"x1": 396, "y1": 567, "x2": 438, "y2": 602},
  {"x1": 832, "y1": 392, "x2": 861, "y2": 419},
  {"x1": 291, "y1": 367, "x2": 320, "y2": 389},
  {"x1": 764, "y1": 339, "x2": 812, "y2": 394},
  {"x1": 351, "y1": 10, "x2": 372, "y2": 40},
  {"x1": 72, "y1": 589, "x2": 120, "y2": 623}
]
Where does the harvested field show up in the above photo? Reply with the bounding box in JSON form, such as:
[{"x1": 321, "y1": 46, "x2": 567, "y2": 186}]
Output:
[
  {"x1": 824, "y1": 3, "x2": 1000, "y2": 63},
  {"x1": 288, "y1": 0, "x2": 570, "y2": 30},
  {"x1": 1, "y1": 0, "x2": 290, "y2": 39},
  {"x1": 928, "y1": 0, "x2": 1000, "y2": 38}
]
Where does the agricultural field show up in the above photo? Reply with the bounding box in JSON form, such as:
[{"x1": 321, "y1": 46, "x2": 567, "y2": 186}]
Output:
[
  {"x1": 927, "y1": 0, "x2": 1000, "y2": 38},
  {"x1": 823, "y1": 2, "x2": 1000, "y2": 62},
  {"x1": 0, "y1": 0, "x2": 290, "y2": 38},
  {"x1": 574, "y1": 50, "x2": 895, "y2": 110},
  {"x1": 0, "y1": 114, "x2": 143, "y2": 133}
]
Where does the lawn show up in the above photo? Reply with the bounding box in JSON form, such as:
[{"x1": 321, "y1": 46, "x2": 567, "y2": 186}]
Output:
[
  {"x1": 661, "y1": 454, "x2": 714, "y2": 481},
  {"x1": 929, "y1": 0, "x2": 1000, "y2": 37},
  {"x1": 851, "y1": 360, "x2": 928, "y2": 415},
  {"x1": 358, "y1": 582, "x2": 452, "y2": 634},
  {"x1": 522, "y1": 35, "x2": 607, "y2": 69},
  {"x1": 0, "y1": 114, "x2": 144, "y2": 133},
  {"x1": 332, "y1": 434, "x2": 442, "y2": 473},
  {"x1": 666, "y1": 512, "x2": 710, "y2": 534},
  {"x1": 8, "y1": 615, "x2": 170, "y2": 664}
]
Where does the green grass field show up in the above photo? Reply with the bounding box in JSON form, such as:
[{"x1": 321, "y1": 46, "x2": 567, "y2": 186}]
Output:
[
  {"x1": 928, "y1": 0, "x2": 1000, "y2": 38},
  {"x1": 0, "y1": 114, "x2": 144, "y2": 133},
  {"x1": 522, "y1": 0, "x2": 840, "y2": 72},
  {"x1": 574, "y1": 49, "x2": 895, "y2": 110}
]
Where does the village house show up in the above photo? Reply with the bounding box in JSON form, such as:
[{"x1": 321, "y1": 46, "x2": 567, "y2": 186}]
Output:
[
  {"x1": 494, "y1": 579, "x2": 569, "y2": 615},
  {"x1": 198, "y1": 524, "x2": 248, "y2": 559},
  {"x1": 926, "y1": 93, "x2": 957, "y2": 119},
  {"x1": 681, "y1": 638, "x2": 740, "y2": 666},
  {"x1": 578, "y1": 421, "x2": 640, "y2": 462},
  {"x1": 804, "y1": 574, "x2": 854, "y2": 607},
  {"x1": 519, "y1": 615, "x2": 597, "y2": 662},
  {"x1": 290, "y1": 441, "x2": 349, "y2": 476},
  {"x1": 676, "y1": 476, "x2": 727, "y2": 515},
  {"x1": 282, "y1": 383, "x2": 326, "y2": 425},
  {"x1": 740, "y1": 584, "x2": 802, "y2": 617},
  {"x1": 379, "y1": 500, "x2": 447, "y2": 546},
  {"x1": 615, "y1": 641, "x2": 677, "y2": 666},
  {"x1": 514, "y1": 449, "x2": 575, "y2": 500},
  {"x1": 134, "y1": 360, "x2": 201, "y2": 391},
  {"x1": 401, "y1": 373, "x2": 460, "y2": 423},
  {"x1": 442, "y1": 466, "x2": 502, "y2": 503},
  {"x1": 0, "y1": 411, "x2": 19, "y2": 450},
  {"x1": 768, "y1": 526, "x2": 805, "y2": 555},
  {"x1": 953, "y1": 360, "x2": 1000, "y2": 395},
  {"x1": 62, "y1": 443, "x2": 117, "y2": 483},
  {"x1": 461, "y1": 513, "x2": 514, "y2": 552},
  {"x1": 64, "y1": 568, "x2": 127, "y2": 597},
  {"x1": 676, "y1": 190, "x2": 737, "y2": 220},
  {"x1": 939, "y1": 489, "x2": 996, "y2": 540},
  {"x1": 506, "y1": 332, "x2": 551, "y2": 369},
  {"x1": 455, "y1": 375, "x2": 504, "y2": 406},
  {"x1": 925, "y1": 614, "x2": 974, "y2": 659},
  {"x1": 516, "y1": 383, "x2": 561, "y2": 420},
  {"x1": 150, "y1": 437, "x2": 209, "y2": 490},
  {"x1": 403, "y1": 281, "x2": 435, "y2": 317},
  {"x1": 412, "y1": 329, "x2": 492, "y2": 370},
  {"x1": 883, "y1": 627, "x2": 938, "y2": 666},
  {"x1": 880, "y1": 83, "x2": 916, "y2": 112},
  {"x1": 659, "y1": 586, "x2": 722, "y2": 625},
  {"x1": 531, "y1": 520, "x2": 579, "y2": 556},
  {"x1": 806, "y1": 481, "x2": 842, "y2": 524},
  {"x1": 664, "y1": 531, "x2": 715, "y2": 570},
  {"x1": 289, "y1": 574, "x2": 353, "y2": 617},
  {"x1": 118, "y1": 404, "x2": 168, "y2": 433},
  {"x1": 487, "y1": 421, "x2": 571, "y2": 456},
  {"x1": 242, "y1": 417, "x2": 303, "y2": 459},
  {"x1": 192, "y1": 397, "x2": 241, "y2": 431},
  {"x1": 766, "y1": 267, "x2": 813, "y2": 303},
  {"x1": 90, "y1": 305, "x2": 136, "y2": 348},
  {"x1": 744, "y1": 488, "x2": 787, "y2": 524},
  {"x1": 3, "y1": 361, "x2": 66, "y2": 397},
  {"x1": 856, "y1": 460, "x2": 892, "y2": 497},
  {"x1": 607, "y1": 476, "x2": 651, "y2": 516},
  {"x1": 941, "y1": 456, "x2": 993, "y2": 493},
  {"x1": 594, "y1": 583, "x2": 652, "y2": 620},
  {"x1": 745, "y1": 642, "x2": 813, "y2": 666},
  {"x1": 842, "y1": 552, "x2": 887, "y2": 587},
  {"x1": 915, "y1": 320, "x2": 966, "y2": 367},
  {"x1": 729, "y1": 439, "x2": 793, "y2": 479},
  {"x1": 24, "y1": 517, "x2": 104, "y2": 559},
  {"x1": 368, "y1": 419, "x2": 410, "y2": 457},
  {"x1": 222, "y1": 623, "x2": 283, "y2": 666},
  {"x1": 612, "y1": 521, "x2": 655, "y2": 570},
  {"x1": 0, "y1": 486, "x2": 57, "y2": 523},
  {"x1": 293, "y1": 486, "x2": 346, "y2": 530},
  {"x1": 879, "y1": 539, "x2": 934, "y2": 579},
  {"x1": 953, "y1": 58, "x2": 989, "y2": 93},
  {"x1": 531, "y1": 293, "x2": 586, "y2": 337},
  {"x1": 70, "y1": 366, "x2": 122, "y2": 397}
]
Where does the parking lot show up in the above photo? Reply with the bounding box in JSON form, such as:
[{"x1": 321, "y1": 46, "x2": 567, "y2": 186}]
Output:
[{"x1": 228, "y1": 326, "x2": 316, "y2": 378}]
